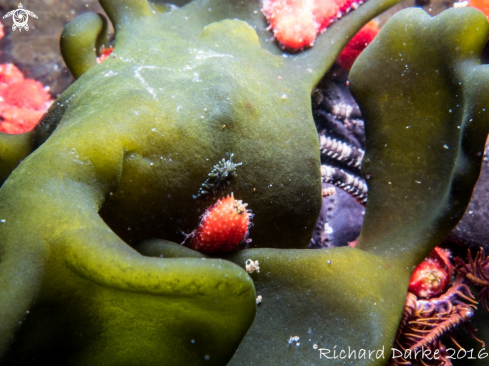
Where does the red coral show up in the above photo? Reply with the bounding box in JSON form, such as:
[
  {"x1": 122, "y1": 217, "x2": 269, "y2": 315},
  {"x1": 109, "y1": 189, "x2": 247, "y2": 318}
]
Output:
[
  {"x1": 2, "y1": 79, "x2": 50, "y2": 110},
  {"x1": 262, "y1": 0, "x2": 366, "y2": 50},
  {"x1": 0, "y1": 63, "x2": 24, "y2": 85},
  {"x1": 0, "y1": 107, "x2": 45, "y2": 134},
  {"x1": 0, "y1": 20, "x2": 53, "y2": 134},
  {"x1": 390, "y1": 248, "x2": 484, "y2": 365},
  {"x1": 336, "y1": 21, "x2": 379, "y2": 71},
  {"x1": 408, "y1": 247, "x2": 453, "y2": 299},
  {"x1": 96, "y1": 45, "x2": 114, "y2": 64},
  {"x1": 0, "y1": 65, "x2": 52, "y2": 134},
  {"x1": 467, "y1": 0, "x2": 489, "y2": 17},
  {"x1": 189, "y1": 194, "x2": 252, "y2": 254}
]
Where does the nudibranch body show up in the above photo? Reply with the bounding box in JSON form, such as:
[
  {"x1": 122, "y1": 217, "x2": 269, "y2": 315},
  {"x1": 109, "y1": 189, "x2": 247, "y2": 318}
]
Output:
[{"x1": 0, "y1": 0, "x2": 427, "y2": 364}]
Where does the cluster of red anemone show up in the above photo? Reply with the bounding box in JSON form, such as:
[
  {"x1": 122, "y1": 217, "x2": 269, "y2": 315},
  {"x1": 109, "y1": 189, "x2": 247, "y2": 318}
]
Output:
[{"x1": 0, "y1": 22, "x2": 52, "y2": 134}]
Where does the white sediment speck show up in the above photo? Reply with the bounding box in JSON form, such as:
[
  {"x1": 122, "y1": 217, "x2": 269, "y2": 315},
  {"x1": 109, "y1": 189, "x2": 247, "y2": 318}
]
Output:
[
  {"x1": 323, "y1": 222, "x2": 333, "y2": 235},
  {"x1": 288, "y1": 336, "x2": 300, "y2": 346},
  {"x1": 245, "y1": 259, "x2": 260, "y2": 273},
  {"x1": 453, "y1": 1, "x2": 468, "y2": 7}
]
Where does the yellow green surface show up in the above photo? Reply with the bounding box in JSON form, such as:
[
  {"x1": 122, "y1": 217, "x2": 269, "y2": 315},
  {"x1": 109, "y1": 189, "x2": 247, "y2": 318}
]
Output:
[{"x1": 3, "y1": 1, "x2": 489, "y2": 365}]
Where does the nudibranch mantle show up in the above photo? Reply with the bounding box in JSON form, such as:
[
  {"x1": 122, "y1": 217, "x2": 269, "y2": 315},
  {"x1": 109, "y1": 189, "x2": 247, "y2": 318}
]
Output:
[{"x1": 0, "y1": 0, "x2": 411, "y2": 364}]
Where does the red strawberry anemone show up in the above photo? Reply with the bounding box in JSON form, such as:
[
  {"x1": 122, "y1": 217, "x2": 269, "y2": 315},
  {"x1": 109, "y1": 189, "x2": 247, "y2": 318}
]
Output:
[
  {"x1": 262, "y1": 0, "x2": 367, "y2": 50},
  {"x1": 408, "y1": 247, "x2": 453, "y2": 299}
]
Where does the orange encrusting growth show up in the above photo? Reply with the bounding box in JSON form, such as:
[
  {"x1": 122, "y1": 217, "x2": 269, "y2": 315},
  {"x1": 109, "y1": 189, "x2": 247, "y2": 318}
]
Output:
[
  {"x1": 189, "y1": 194, "x2": 252, "y2": 254},
  {"x1": 262, "y1": 0, "x2": 366, "y2": 50},
  {"x1": 336, "y1": 21, "x2": 379, "y2": 70}
]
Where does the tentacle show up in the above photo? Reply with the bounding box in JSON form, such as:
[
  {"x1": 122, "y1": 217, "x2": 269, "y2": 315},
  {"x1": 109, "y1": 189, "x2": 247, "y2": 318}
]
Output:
[
  {"x1": 99, "y1": 0, "x2": 154, "y2": 28},
  {"x1": 60, "y1": 12, "x2": 109, "y2": 79},
  {"x1": 350, "y1": 8, "x2": 489, "y2": 266},
  {"x1": 0, "y1": 131, "x2": 36, "y2": 186}
]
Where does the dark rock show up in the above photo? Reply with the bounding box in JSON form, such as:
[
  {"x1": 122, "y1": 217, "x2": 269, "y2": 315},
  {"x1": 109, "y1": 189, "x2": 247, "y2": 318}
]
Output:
[
  {"x1": 309, "y1": 183, "x2": 365, "y2": 248},
  {"x1": 447, "y1": 162, "x2": 489, "y2": 252}
]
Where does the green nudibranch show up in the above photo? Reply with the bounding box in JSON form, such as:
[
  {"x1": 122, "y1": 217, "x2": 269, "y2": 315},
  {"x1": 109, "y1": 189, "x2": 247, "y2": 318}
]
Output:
[{"x1": 2, "y1": 1, "x2": 489, "y2": 365}]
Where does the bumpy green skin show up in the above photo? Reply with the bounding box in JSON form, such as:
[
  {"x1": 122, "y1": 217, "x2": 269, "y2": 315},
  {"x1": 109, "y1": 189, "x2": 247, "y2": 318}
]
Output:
[
  {"x1": 4, "y1": 2, "x2": 488, "y2": 366},
  {"x1": 351, "y1": 7, "x2": 489, "y2": 267},
  {"x1": 60, "y1": 12, "x2": 109, "y2": 79},
  {"x1": 135, "y1": 8, "x2": 489, "y2": 366},
  {"x1": 0, "y1": 132, "x2": 35, "y2": 185},
  {"x1": 140, "y1": 239, "x2": 410, "y2": 366},
  {"x1": 227, "y1": 248, "x2": 409, "y2": 365},
  {"x1": 0, "y1": 0, "x2": 406, "y2": 364}
]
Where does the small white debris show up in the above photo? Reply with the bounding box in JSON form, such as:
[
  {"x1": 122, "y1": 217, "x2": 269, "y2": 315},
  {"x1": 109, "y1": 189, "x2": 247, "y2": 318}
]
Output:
[
  {"x1": 0, "y1": 219, "x2": 5, "y2": 223},
  {"x1": 321, "y1": 187, "x2": 336, "y2": 197},
  {"x1": 288, "y1": 336, "x2": 300, "y2": 346},
  {"x1": 245, "y1": 259, "x2": 260, "y2": 273},
  {"x1": 151, "y1": 128, "x2": 163, "y2": 136},
  {"x1": 453, "y1": 1, "x2": 468, "y2": 7},
  {"x1": 323, "y1": 222, "x2": 333, "y2": 235},
  {"x1": 332, "y1": 103, "x2": 353, "y2": 119},
  {"x1": 256, "y1": 295, "x2": 262, "y2": 304}
]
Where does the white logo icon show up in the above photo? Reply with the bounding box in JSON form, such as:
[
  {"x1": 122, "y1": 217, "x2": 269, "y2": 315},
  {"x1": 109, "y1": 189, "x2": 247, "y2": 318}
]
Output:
[{"x1": 3, "y1": 3, "x2": 38, "y2": 32}]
